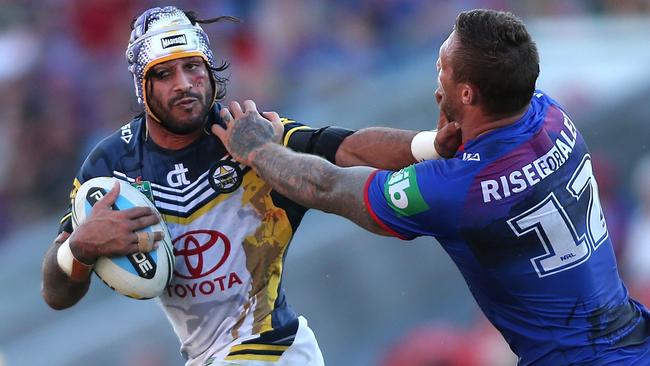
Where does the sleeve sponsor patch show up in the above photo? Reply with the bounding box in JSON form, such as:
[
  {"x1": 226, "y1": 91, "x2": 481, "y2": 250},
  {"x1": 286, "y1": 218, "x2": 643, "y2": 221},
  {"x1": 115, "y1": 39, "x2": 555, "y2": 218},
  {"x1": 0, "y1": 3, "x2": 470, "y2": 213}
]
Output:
[{"x1": 383, "y1": 165, "x2": 429, "y2": 216}]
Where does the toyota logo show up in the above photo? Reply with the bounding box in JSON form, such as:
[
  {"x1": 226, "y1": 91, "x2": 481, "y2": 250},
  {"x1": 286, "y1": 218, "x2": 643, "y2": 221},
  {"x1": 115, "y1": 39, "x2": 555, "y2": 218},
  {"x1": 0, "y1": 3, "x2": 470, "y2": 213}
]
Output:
[{"x1": 173, "y1": 230, "x2": 231, "y2": 279}]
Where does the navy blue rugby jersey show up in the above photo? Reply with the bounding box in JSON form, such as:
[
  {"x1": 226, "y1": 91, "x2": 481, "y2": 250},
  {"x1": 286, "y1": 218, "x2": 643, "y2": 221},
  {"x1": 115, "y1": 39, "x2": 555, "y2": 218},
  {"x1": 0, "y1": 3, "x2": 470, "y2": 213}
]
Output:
[
  {"x1": 365, "y1": 92, "x2": 650, "y2": 365},
  {"x1": 59, "y1": 107, "x2": 317, "y2": 363}
]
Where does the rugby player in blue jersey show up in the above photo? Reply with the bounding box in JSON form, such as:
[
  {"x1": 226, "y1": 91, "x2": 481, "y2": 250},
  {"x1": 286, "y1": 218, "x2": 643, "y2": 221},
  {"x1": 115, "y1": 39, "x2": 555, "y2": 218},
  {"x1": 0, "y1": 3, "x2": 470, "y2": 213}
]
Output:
[
  {"x1": 40, "y1": 6, "x2": 461, "y2": 366},
  {"x1": 214, "y1": 9, "x2": 650, "y2": 366}
]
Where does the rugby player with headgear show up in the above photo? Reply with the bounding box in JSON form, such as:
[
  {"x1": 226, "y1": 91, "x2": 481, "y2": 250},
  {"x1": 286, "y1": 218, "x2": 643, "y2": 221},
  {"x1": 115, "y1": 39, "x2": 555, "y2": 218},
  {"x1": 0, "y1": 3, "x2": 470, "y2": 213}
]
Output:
[
  {"x1": 214, "y1": 8, "x2": 650, "y2": 366},
  {"x1": 40, "y1": 6, "x2": 460, "y2": 366}
]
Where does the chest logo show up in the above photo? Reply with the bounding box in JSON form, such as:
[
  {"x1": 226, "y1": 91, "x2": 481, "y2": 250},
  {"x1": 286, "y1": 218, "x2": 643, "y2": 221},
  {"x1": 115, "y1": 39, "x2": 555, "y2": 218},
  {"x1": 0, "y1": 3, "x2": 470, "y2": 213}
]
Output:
[
  {"x1": 208, "y1": 160, "x2": 242, "y2": 194},
  {"x1": 166, "y1": 163, "x2": 190, "y2": 187},
  {"x1": 173, "y1": 230, "x2": 231, "y2": 279}
]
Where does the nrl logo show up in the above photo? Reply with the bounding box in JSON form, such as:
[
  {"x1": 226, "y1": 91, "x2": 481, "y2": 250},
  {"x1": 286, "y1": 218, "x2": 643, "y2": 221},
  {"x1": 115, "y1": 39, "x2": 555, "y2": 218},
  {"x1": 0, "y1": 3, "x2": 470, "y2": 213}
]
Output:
[{"x1": 161, "y1": 34, "x2": 187, "y2": 49}]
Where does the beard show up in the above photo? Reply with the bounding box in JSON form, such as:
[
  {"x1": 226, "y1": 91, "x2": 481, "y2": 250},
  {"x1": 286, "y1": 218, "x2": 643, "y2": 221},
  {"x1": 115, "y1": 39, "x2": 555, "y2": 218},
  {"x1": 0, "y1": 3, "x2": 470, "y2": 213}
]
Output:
[
  {"x1": 439, "y1": 97, "x2": 460, "y2": 122},
  {"x1": 148, "y1": 90, "x2": 212, "y2": 135}
]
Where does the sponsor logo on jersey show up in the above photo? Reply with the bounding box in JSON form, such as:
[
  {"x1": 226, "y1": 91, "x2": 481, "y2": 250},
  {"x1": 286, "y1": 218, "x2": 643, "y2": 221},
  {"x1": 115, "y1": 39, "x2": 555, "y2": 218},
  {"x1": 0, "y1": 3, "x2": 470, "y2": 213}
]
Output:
[
  {"x1": 208, "y1": 160, "x2": 242, "y2": 194},
  {"x1": 120, "y1": 123, "x2": 133, "y2": 144},
  {"x1": 166, "y1": 163, "x2": 190, "y2": 187},
  {"x1": 383, "y1": 165, "x2": 429, "y2": 216},
  {"x1": 161, "y1": 34, "x2": 187, "y2": 49},
  {"x1": 480, "y1": 111, "x2": 578, "y2": 203},
  {"x1": 172, "y1": 230, "x2": 231, "y2": 279},
  {"x1": 167, "y1": 230, "x2": 242, "y2": 298},
  {"x1": 463, "y1": 152, "x2": 481, "y2": 161}
]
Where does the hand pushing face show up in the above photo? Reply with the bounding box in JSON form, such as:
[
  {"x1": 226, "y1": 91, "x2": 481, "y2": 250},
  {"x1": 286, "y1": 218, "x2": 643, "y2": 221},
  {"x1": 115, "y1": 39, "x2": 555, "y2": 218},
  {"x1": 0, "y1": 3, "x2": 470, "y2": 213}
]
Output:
[{"x1": 211, "y1": 100, "x2": 284, "y2": 166}]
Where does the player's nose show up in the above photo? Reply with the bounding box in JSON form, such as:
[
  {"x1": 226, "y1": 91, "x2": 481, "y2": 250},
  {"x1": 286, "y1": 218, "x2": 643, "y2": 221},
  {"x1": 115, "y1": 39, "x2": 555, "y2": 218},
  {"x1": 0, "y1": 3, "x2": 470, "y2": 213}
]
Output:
[
  {"x1": 434, "y1": 89, "x2": 443, "y2": 104},
  {"x1": 173, "y1": 70, "x2": 193, "y2": 93}
]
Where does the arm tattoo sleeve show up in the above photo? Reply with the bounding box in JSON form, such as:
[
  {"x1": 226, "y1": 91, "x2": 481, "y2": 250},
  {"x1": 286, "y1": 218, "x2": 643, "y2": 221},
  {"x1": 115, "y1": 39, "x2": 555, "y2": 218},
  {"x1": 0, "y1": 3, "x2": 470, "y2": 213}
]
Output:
[{"x1": 252, "y1": 143, "x2": 390, "y2": 236}]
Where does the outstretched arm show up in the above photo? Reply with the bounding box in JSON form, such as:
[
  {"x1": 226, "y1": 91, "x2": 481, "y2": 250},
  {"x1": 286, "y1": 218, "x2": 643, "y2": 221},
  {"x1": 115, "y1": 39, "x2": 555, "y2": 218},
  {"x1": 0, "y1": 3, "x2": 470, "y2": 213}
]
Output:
[
  {"x1": 213, "y1": 101, "x2": 390, "y2": 236},
  {"x1": 334, "y1": 127, "x2": 417, "y2": 169},
  {"x1": 335, "y1": 109, "x2": 462, "y2": 169},
  {"x1": 336, "y1": 125, "x2": 461, "y2": 170}
]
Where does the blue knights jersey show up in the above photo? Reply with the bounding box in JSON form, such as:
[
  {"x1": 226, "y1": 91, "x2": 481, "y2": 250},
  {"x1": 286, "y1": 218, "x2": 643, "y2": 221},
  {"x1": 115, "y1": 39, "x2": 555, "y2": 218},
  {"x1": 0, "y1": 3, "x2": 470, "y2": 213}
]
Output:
[
  {"x1": 365, "y1": 92, "x2": 650, "y2": 365},
  {"x1": 59, "y1": 108, "x2": 319, "y2": 365}
]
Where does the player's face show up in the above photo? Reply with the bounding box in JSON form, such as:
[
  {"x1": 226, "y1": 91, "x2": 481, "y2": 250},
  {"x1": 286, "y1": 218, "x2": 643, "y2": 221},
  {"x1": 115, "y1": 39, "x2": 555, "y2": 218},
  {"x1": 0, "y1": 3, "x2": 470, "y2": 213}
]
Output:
[
  {"x1": 435, "y1": 32, "x2": 462, "y2": 122},
  {"x1": 146, "y1": 56, "x2": 214, "y2": 135}
]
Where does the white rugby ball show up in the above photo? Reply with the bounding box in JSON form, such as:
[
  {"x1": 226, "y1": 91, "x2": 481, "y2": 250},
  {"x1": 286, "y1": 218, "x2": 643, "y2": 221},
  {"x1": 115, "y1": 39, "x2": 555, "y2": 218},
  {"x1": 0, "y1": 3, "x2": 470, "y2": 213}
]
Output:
[{"x1": 71, "y1": 176, "x2": 174, "y2": 299}]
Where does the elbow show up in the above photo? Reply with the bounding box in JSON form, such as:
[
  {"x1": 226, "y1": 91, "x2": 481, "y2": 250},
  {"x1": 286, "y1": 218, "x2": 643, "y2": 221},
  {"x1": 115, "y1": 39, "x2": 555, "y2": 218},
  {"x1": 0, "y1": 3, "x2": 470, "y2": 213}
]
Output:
[{"x1": 41, "y1": 287, "x2": 73, "y2": 311}]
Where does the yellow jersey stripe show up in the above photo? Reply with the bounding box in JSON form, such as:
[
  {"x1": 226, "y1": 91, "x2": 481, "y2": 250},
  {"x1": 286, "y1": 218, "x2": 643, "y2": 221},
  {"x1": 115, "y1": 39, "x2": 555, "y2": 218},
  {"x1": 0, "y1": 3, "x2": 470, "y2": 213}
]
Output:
[
  {"x1": 70, "y1": 178, "x2": 81, "y2": 200},
  {"x1": 60, "y1": 212, "x2": 72, "y2": 224},
  {"x1": 260, "y1": 256, "x2": 284, "y2": 333},
  {"x1": 224, "y1": 354, "x2": 282, "y2": 362},
  {"x1": 283, "y1": 126, "x2": 310, "y2": 147},
  {"x1": 229, "y1": 344, "x2": 289, "y2": 353}
]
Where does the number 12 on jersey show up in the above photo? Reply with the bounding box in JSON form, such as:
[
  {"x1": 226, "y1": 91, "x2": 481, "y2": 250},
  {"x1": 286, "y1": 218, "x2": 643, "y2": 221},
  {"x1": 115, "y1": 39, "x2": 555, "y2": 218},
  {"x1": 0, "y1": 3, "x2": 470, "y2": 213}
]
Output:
[{"x1": 507, "y1": 154, "x2": 609, "y2": 277}]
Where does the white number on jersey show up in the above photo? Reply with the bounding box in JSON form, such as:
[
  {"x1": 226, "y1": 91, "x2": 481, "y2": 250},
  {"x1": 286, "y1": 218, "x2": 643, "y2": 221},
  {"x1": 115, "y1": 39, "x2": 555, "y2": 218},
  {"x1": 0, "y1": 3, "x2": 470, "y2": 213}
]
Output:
[{"x1": 507, "y1": 154, "x2": 609, "y2": 277}]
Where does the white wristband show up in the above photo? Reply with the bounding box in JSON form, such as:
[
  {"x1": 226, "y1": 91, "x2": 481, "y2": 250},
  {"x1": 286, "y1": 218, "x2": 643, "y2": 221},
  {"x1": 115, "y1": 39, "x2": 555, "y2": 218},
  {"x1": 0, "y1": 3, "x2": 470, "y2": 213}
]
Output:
[
  {"x1": 411, "y1": 130, "x2": 441, "y2": 162},
  {"x1": 57, "y1": 237, "x2": 93, "y2": 282}
]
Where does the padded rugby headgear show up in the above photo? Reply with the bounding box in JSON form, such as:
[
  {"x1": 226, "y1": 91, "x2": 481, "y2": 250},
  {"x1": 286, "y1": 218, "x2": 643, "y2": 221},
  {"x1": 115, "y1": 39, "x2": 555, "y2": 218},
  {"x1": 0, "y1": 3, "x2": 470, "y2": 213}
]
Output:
[{"x1": 125, "y1": 6, "x2": 218, "y2": 112}]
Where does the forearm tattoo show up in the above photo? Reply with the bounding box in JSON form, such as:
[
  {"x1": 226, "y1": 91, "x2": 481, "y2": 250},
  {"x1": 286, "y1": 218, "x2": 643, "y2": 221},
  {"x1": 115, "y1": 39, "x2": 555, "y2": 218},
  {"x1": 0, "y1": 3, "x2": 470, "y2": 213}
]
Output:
[{"x1": 251, "y1": 144, "x2": 386, "y2": 235}]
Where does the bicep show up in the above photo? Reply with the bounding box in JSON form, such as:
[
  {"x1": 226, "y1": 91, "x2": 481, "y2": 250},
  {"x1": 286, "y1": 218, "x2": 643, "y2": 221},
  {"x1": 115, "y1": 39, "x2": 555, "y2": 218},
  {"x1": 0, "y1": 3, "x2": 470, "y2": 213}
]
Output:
[{"x1": 335, "y1": 127, "x2": 417, "y2": 170}]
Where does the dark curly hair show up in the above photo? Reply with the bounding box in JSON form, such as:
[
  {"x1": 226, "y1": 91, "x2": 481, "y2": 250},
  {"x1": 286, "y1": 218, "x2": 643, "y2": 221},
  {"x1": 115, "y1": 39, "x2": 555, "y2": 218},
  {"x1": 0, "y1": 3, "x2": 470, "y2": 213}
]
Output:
[{"x1": 452, "y1": 9, "x2": 539, "y2": 117}]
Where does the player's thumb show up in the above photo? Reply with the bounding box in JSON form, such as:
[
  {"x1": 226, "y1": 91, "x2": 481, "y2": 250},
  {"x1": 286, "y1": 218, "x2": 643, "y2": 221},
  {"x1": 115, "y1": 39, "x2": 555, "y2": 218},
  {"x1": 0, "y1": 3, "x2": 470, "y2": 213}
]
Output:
[
  {"x1": 262, "y1": 112, "x2": 284, "y2": 143},
  {"x1": 262, "y1": 111, "x2": 280, "y2": 123}
]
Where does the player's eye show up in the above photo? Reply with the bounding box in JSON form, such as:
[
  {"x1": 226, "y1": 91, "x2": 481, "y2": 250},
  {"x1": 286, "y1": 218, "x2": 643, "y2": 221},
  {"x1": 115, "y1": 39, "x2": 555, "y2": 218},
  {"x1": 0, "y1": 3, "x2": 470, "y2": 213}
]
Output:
[{"x1": 151, "y1": 69, "x2": 170, "y2": 79}]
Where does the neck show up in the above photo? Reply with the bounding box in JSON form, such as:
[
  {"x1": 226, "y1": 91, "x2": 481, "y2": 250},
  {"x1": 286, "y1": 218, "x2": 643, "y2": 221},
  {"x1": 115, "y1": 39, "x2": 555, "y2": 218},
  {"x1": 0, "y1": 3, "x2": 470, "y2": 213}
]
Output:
[
  {"x1": 459, "y1": 105, "x2": 528, "y2": 143},
  {"x1": 145, "y1": 115, "x2": 204, "y2": 150}
]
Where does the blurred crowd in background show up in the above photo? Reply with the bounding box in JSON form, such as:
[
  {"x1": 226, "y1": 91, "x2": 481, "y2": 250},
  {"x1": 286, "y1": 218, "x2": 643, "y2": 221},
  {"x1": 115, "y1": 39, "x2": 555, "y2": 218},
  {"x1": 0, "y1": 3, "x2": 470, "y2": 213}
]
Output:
[{"x1": 2, "y1": 1, "x2": 650, "y2": 365}]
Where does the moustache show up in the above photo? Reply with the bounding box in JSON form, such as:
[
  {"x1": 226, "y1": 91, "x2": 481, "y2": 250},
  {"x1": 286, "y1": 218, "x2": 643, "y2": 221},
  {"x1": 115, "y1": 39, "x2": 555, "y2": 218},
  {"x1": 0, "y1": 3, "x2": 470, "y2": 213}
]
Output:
[{"x1": 169, "y1": 91, "x2": 204, "y2": 107}]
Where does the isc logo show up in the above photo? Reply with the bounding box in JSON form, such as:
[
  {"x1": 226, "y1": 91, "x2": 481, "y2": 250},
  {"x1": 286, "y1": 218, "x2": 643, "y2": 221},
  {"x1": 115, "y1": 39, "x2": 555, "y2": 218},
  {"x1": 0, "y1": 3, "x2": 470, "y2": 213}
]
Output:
[{"x1": 120, "y1": 123, "x2": 133, "y2": 144}]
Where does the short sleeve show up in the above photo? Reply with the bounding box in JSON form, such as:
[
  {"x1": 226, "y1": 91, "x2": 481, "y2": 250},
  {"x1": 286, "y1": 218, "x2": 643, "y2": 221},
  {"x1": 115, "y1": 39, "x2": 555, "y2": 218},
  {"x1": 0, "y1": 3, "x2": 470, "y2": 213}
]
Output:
[
  {"x1": 364, "y1": 160, "x2": 465, "y2": 240},
  {"x1": 58, "y1": 141, "x2": 114, "y2": 233}
]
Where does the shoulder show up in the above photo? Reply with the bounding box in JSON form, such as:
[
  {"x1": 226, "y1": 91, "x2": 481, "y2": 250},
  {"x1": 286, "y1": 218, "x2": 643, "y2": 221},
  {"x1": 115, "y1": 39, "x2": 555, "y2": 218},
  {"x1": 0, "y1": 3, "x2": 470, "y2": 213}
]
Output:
[
  {"x1": 373, "y1": 159, "x2": 469, "y2": 196},
  {"x1": 97, "y1": 115, "x2": 144, "y2": 153},
  {"x1": 532, "y1": 90, "x2": 563, "y2": 109},
  {"x1": 79, "y1": 114, "x2": 145, "y2": 179}
]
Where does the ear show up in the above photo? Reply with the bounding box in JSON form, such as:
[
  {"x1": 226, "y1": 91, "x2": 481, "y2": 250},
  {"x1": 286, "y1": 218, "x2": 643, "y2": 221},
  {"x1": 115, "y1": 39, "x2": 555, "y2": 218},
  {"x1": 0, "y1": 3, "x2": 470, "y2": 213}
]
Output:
[{"x1": 459, "y1": 83, "x2": 477, "y2": 105}]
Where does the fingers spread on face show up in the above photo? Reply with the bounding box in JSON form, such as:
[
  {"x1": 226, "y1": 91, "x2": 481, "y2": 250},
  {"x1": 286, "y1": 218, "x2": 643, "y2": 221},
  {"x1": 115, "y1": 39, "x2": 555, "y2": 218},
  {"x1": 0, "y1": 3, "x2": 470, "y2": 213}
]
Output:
[
  {"x1": 228, "y1": 101, "x2": 243, "y2": 118},
  {"x1": 262, "y1": 111, "x2": 280, "y2": 123},
  {"x1": 262, "y1": 112, "x2": 284, "y2": 143},
  {"x1": 242, "y1": 100, "x2": 258, "y2": 115},
  {"x1": 220, "y1": 107, "x2": 234, "y2": 126}
]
